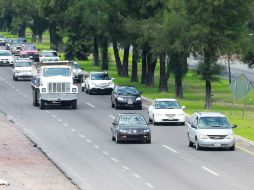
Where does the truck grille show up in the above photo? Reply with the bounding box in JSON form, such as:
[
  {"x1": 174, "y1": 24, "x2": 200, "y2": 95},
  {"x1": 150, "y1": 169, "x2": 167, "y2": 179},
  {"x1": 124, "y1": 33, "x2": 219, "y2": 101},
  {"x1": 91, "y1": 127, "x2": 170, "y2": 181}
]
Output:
[{"x1": 48, "y1": 82, "x2": 71, "y2": 93}]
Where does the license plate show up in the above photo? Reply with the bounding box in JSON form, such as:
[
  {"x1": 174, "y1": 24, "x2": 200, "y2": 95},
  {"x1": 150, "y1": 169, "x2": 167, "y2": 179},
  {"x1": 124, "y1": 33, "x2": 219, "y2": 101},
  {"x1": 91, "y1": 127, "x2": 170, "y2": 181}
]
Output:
[
  {"x1": 169, "y1": 117, "x2": 174, "y2": 120},
  {"x1": 214, "y1": 143, "x2": 221, "y2": 147},
  {"x1": 128, "y1": 99, "x2": 133, "y2": 104}
]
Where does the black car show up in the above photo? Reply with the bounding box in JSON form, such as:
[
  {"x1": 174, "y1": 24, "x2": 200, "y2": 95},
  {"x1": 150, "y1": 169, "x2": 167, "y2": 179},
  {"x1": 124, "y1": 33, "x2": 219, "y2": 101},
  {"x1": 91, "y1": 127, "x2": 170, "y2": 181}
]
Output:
[
  {"x1": 111, "y1": 113, "x2": 151, "y2": 143},
  {"x1": 111, "y1": 86, "x2": 142, "y2": 109}
]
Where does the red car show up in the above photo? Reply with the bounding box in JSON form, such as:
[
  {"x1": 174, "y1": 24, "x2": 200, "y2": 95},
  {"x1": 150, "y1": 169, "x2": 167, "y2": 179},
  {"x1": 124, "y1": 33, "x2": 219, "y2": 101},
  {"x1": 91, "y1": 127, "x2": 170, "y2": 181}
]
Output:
[{"x1": 20, "y1": 44, "x2": 39, "y2": 62}]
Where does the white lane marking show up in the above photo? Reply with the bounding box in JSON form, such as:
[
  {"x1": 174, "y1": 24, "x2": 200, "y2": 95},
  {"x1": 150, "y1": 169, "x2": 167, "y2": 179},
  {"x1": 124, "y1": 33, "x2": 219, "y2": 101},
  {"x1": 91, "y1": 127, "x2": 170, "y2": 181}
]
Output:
[
  {"x1": 93, "y1": 145, "x2": 100, "y2": 149},
  {"x1": 63, "y1": 123, "x2": 69, "y2": 127},
  {"x1": 57, "y1": 119, "x2": 62, "y2": 122},
  {"x1": 86, "y1": 102, "x2": 95, "y2": 108},
  {"x1": 145, "y1": 182, "x2": 154, "y2": 188},
  {"x1": 78, "y1": 134, "x2": 85, "y2": 138},
  {"x1": 111, "y1": 157, "x2": 119, "y2": 163},
  {"x1": 71, "y1": 128, "x2": 76, "y2": 132},
  {"x1": 102, "y1": 151, "x2": 109, "y2": 156},
  {"x1": 86, "y1": 139, "x2": 92, "y2": 143},
  {"x1": 133, "y1": 173, "x2": 141, "y2": 179},
  {"x1": 15, "y1": 89, "x2": 19, "y2": 92},
  {"x1": 45, "y1": 110, "x2": 50, "y2": 114},
  {"x1": 201, "y1": 166, "x2": 219, "y2": 176},
  {"x1": 23, "y1": 95, "x2": 28, "y2": 98},
  {"x1": 122, "y1": 165, "x2": 130, "y2": 170},
  {"x1": 12, "y1": 86, "x2": 15, "y2": 89},
  {"x1": 109, "y1": 115, "x2": 115, "y2": 119},
  {"x1": 51, "y1": 115, "x2": 56, "y2": 118},
  {"x1": 162, "y1": 145, "x2": 179, "y2": 154}
]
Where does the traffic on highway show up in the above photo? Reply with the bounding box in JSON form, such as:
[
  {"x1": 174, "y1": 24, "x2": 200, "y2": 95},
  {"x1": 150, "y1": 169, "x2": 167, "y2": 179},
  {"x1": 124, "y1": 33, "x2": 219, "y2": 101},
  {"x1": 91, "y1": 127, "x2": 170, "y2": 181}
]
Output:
[{"x1": 0, "y1": 36, "x2": 254, "y2": 190}]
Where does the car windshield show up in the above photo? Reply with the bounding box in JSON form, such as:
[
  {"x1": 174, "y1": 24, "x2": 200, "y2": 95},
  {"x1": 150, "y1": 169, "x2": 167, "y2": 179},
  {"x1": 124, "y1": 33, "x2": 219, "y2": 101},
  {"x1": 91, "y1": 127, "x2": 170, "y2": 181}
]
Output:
[
  {"x1": 118, "y1": 115, "x2": 147, "y2": 126},
  {"x1": 117, "y1": 87, "x2": 138, "y2": 95},
  {"x1": 198, "y1": 117, "x2": 230, "y2": 129},
  {"x1": 42, "y1": 52, "x2": 58, "y2": 57},
  {"x1": 15, "y1": 62, "x2": 32, "y2": 67},
  {"x1": 43, "y1": 68, "x2": 70, "y2": 77},
  {"x1": 73, "y1": 64, "x2": 80, "y2": 69},
  {"x1": 12, "y1": 39, "x2": 25, "y2": 45},
  {"x1": 23, "y1": 45, "x2": 36, "y2": 50},
  {"x1": 0, "y1": 51, "x2": 11, "y2": 56},
  {"x1": 91, "y1": 73, "x2": 110, "y2": 80},
  {"x1": 155, "y1": 101, "x2": 181, "y2": 109}
]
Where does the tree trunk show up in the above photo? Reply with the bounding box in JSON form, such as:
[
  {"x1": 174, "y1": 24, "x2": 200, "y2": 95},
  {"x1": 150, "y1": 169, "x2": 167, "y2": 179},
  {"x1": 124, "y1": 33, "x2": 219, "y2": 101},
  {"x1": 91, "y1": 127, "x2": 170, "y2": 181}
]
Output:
[
  {"x1": 175, "y1": 75, "x2": 183, "y2": 98},
  {"x1": 112, "y1": 40, "x2": 122, "y2": 75},
  {"x1": 205, "y1": 79, "x2": 212, "y2": 109},
  {"x1": 49, "y1": 26, "x2": 62, "y2": 51},
  {"x1": 227, "y1": 55, "x2": 232, "y2": 83},
  {"x1": 93, "y1": 35, "x2": 99, "y2": 66},
  {"x1": 146, "y1": 53, "x2": 157, "y2": 87},
  {"x1": 101, "y1": 40, "x2": 108, "y2": 70},
  {"x1": 18, "y1": 23, "x2": 26, "y2": 38},
  {"x1": 141, "y1": 50, "x2": 147, "y2": 84},
  {"x1": 122, "y1": 45, "x2": 130, "y2": 77},
  {"x1": 32, "y1": 33, "x2": 37, "y2": 43},
  {"x1": 131, "y1": 45, "x2": 138, "y2": 82},
  {"x1": 38, "y1": 33, "x2": 43, "y2": 44},
  {"x1": 159, "y1": 54, "x2": 167, "y2": 92}
]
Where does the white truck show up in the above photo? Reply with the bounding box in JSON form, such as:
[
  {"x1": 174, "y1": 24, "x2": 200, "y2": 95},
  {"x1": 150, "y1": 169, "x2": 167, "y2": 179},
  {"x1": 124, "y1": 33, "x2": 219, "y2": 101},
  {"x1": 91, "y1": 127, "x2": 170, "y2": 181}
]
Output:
[{"x1": 31, "y1": 61, "x2": 78, "y2": 109}]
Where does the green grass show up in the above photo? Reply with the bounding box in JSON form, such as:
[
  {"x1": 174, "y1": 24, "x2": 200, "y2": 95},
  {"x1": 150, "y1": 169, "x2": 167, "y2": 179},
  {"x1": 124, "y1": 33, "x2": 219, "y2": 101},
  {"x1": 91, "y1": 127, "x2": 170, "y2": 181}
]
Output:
[{"x1": 2, "y1": 29, "x2": 254, "y2": 141}]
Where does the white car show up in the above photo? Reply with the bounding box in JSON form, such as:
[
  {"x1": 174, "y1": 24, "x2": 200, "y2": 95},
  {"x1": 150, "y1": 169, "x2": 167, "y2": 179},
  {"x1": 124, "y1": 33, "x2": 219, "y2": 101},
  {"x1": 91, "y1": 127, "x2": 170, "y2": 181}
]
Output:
[
  {"x1": 0, "y1": 50, "x2": 14, "y2": 66},
  {"x1": 39, "y1": 50, "x2": 60, "y2": 62},
  {"x1": 12, "y1": 59, "x2": 33, "y2": 81},
  {"x1": 148, "y1": 98, "x2": 186, "y2": 125},
  {"x1": 82, "y1": 71, "x2": 114, "y2": 94}
]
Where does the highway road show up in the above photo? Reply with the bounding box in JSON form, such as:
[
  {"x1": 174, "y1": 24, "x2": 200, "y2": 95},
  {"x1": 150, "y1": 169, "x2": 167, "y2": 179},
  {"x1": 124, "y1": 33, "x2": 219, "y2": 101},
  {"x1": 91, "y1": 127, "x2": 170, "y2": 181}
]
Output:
[{"x1": 1, "y1": 66, "x2": 254, "y2": 190}]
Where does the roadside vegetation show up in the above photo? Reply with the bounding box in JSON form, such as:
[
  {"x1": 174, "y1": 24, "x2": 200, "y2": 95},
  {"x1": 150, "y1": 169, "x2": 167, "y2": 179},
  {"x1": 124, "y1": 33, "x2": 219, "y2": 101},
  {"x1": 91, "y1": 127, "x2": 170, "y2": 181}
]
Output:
[{"x1": 1, "y1": 0, "x2": 254, "y2": 141}]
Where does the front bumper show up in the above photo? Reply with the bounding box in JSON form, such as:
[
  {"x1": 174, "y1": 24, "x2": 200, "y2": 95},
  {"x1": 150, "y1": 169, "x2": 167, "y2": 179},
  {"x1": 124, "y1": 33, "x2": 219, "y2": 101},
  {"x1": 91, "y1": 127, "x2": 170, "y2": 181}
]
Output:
[
  {"x1": 154, "y1": 115, "x2": 185, "y2": 123},
  {"x1": 0, "y1": 60, "x2": 13, "y2": 66},
  {"x1": 90, "y1": 87, "x2": 114, "y2": 93},
  {"x1": 14, "y1": 72, "x2": 32, "y2": 78},
  {"x1": 198, "y1": 138, "x2": 235, "y2": 148},
  {"x1": 40, "y1": 93, "x2": 78, "y2": 102},
  {"x1": 118, "y1": 133, "x2": 151, "y2": 142},
  {"x1": 117, "y1": 100, "x2": 142, "y2": 108}
]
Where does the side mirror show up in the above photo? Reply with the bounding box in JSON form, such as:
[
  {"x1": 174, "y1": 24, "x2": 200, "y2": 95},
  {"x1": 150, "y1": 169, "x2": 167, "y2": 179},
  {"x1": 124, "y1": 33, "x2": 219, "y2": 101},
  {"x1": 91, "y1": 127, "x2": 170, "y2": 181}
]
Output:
[
  {"x1": 231, "y1": 124, "x2": 237, "y2": 128},
  {"x1": 182, "y1": 106, "x2": 186, "y2": 109},
  {"x1": 139, "y1": 91, "x2": 143, "y2": 94},
  {"x1": 112, "y1": 122, "x2": 117, "y2": 126},
  {"x1": 111, "y1": 78, "x2": 115, "y2": 80},
  {"x1": 191, "y1": 124, "x2": 197, "y2": 129}
]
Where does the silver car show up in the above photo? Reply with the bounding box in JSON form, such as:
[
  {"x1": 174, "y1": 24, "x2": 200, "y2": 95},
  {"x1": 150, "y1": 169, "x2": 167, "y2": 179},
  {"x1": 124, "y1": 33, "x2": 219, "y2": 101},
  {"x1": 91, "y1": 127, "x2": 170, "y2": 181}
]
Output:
[{"x1": 187, "y1": 112, "x2": 237, "y2": 150}]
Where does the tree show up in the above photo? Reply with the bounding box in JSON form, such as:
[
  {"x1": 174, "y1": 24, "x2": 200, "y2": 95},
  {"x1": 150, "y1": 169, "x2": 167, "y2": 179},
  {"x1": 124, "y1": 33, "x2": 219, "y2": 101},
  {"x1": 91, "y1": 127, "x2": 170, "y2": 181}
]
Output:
[{"x1": 185, "y1": 0, "x2": 252, "y2": 109}]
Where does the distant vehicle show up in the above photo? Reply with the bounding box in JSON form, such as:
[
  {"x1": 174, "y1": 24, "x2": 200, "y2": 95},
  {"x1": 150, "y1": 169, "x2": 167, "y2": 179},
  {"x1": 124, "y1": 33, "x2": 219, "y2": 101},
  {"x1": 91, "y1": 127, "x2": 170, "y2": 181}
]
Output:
[
  {"x1": 0, "y1": 37, "x2": 6, "y2": 47},
  {"x1": 111, "y1": 86, "x2": 142, "y2": 110},
  {"x1": 148, "y1": 98, "x2": 186, "y2": 125},
  {"x1": 5, "y1": 38, "x2": 14, "y2": 50},
  {"x1": 10, "y1": 38, "x2": 26, "y2": 56},
  {"x1": 0, "y1": 50, "x2": 14, "y2": 66},
  {"x1": 72, "y1": 62, "x2": 84, "y2": 83},
  {"x1": 187, "y1": 112, "x2": 237, "y2": 151},
  {"x1": 39, "y1": 50, "x2": 60, "y2": 62},
  {"x1": 20, "y1": 44, "x2": 39, "y2": 62},
  {"x1": 31, "y1": 61, "x2": 78, "y2": 110},
  {"x1": 111, "y1": 113, "x2": 151, "y2": 143},
  {"x1": 82, "y1": 71, "x2": 114, "y2": 94},
  {"x1": 12, "y1": 59, "x2": 33, "y2": 81}
]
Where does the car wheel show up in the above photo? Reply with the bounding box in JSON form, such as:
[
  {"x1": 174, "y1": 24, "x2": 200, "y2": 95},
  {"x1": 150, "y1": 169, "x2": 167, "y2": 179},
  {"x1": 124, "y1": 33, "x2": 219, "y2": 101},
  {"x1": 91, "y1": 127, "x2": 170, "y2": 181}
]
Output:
[
  {"x1": 180, "y1": 122, "x2": 185, "y2": 126},
  {"x1": 195, "y1": 138, "x2": 201, "y2": 150},
  {"x1": 71, "y1": 100, "x2": 77, "y2": 109},
  {"x1": 229, "y1": 144, "x2": 235, "y2": 151},
  {"x1": 115, "y1": 101, "x2": 119, "y2": 110},
  {"x1": 146, "y1": 138, "x2": 151, "y2": 144},
  {"x1": 82, "y1": 87, "x2": 85, "y2": 92},
  {"x1": 88, "y1": 88, "x2": 92, "y2": 95},
  {"x1": 188, "y1": 135, "x2": 194, "y2": 147},
  {"x1": 112, "y1": 135, "x2": 115, "y2": 141},
  {"x1": 148, "y1": 115, "x2": 152, "y2": 122},
  {"x1": 13, "y1": 75, "x2": 17, "y2": 81},
  {"x1": 40, "y1": 100, "x2": 45, "y2": 110},
  {"x1": 111, "y1": 98, "x2": 115, "y2": 108},
  {"x1": 115, "y1": 133, "x2": 120, "y2": 143},
  {"x1": 152, "y1": 115, "x2": 157, "y2": 125}
]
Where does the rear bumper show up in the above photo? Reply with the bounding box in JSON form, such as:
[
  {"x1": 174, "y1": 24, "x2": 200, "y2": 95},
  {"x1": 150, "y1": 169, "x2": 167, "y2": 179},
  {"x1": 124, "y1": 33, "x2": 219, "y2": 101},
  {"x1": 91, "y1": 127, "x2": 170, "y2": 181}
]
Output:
[
  {"x1": 14, "y1": 73, "x2": 32, "y2": 78},
  {"x1": 40, "y1": 93, "x2": 78, "y2": 102}
]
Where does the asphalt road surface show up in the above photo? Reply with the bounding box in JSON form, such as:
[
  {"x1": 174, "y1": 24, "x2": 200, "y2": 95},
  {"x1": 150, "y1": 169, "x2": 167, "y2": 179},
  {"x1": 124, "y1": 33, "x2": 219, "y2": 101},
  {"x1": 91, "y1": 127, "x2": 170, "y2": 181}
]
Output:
[{"x1": 1, "y1": 66, "x2": 254, "y2": 190}]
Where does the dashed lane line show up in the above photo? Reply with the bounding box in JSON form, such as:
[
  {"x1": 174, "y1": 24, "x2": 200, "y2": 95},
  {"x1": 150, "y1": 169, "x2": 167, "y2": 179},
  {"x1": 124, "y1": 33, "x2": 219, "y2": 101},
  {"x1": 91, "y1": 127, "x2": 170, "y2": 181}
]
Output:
[
  {"x1": 132, "y1": 173, "x2": 141, "y2": 179},
  {"x1": 71, "y1": 128, "x2": 76, "y2": 132},
  {"x1": 145, "y1": 182, "x2": 154, "y2": 188},
  {"x1": 51, "y1": 115, "x2": 56, "y2": 118},
  {"x1": 57, "y1": 118, "x2": 63, "y2": 122},
  {"x1": 111, "y1": 157, "x2": 119, "y2": 163},
  {"x1": 86, "y1": 102, "x2": 95, "y2": 108},
  {"x1": 93, "y1": 145, "x2": 100, "y2": 149},
  {"x1": 109, "y1": 115, "x2": 115, "y2": 119},
  {"x1": 86, "y1": 139, "x2": 92, "y2": 143},
  {"x1": 102, "y1": 151, "x2": 109, "y2": 156},
  {"x1": 122, "y1": 165, "x2": 130, "y2": 170},
  {"x1": 162, "y1": 145, "x2": 179, "y2": 154},
  {"x1": 201, "y1": 166, "x2": 219, "y2": 176},
  {"x1": 78, "y1": 134, "x2": 85, "y2": 139},
  {"x1": 63, "y1": 123, "x2": 69, "y2": 127}
]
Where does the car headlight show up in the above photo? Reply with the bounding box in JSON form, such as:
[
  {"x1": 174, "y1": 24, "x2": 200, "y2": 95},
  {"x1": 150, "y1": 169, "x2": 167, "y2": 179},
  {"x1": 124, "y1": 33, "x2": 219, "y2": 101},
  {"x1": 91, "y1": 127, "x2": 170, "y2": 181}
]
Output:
[
  {"x1": 155, "y1": 113, "x2": 163, "y2": 116},
  {"x1": 178, "y1": 113, "x2": 185, "y2": 117},
  {"x1": 90, "y1": 82, "x2": 96, "y2": 86},
  {"x1": 15, "y1": 70, "x2": 21, "y2": 73},
  {"x1": 119, "y1": 129, "x2": 127, "y2": 133},
  {"x1": 136, "y1": 97, "x2": 142, "y2": 101},
  {"x1": 143, "y1": 129, "x2": 150, "y2": 133},
  {"x1": 225, "y1": 134, "x2": 234, "y2": 139},
  {"x1": 117, "y1": 97, "x2": 124, "y2": 101},
  {"x1": 109, "y1": 81, "x2": 114, "y2": 85},
  {"x1": 41, "y1": 88, "x2": 46, "y2": 93},
  {"x1": 198, "y1": 134, "x2": 209, "y2": 139},
  {"x1": 72, "y1": 88, "x2": 77, "y2": 93}
]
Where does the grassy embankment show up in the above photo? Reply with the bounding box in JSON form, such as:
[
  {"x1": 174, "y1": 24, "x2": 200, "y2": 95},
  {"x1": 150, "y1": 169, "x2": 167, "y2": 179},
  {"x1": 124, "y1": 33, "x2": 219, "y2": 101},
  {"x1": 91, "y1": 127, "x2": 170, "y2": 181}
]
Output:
[{"x1": 2, "y1": 29, "x2": 254, "y2": 141}]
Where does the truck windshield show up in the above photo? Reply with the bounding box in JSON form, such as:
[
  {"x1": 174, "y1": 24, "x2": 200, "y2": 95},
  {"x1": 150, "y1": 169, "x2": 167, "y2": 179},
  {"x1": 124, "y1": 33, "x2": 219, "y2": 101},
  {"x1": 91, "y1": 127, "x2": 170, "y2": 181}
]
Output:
[
  {"x1": 42, "y1": 52, "x2": 58, "y2": 57},
  {"x1": 43, "y1": 68, "x2": 70, "y2": 77},
  {"x1": 15, "y1": 62, "x2": 32, "y2": 67}
]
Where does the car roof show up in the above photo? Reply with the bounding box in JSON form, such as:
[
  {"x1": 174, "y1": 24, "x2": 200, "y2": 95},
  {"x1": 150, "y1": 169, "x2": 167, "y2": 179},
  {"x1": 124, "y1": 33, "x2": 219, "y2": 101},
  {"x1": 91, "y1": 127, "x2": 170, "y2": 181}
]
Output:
[
  {"x1": 117, "y1": 113, "x2": 144, "y2": 117},
  {"x1": 15, "y1": 59, "x2": 32, "y2": 63},
  {"x1": 155, "y1": 98, "x2": 177, "y2": 102},
  {"x1": 90, "y1": 71, "x2": 107, "y2": 74},
  {"x1": 196, "y1": 112, "x2": 226, "y2": 118},
  {"x1": 41, "y1": 50, "x2": 57, "y2": 52}
]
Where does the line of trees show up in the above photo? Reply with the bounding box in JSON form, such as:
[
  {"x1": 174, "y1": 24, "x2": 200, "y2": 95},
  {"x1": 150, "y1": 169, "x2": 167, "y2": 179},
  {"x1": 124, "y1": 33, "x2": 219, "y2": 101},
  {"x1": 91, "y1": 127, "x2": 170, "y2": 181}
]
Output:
[{"x1": 1, "y1": 0, "x2": 254, "y2": 109}]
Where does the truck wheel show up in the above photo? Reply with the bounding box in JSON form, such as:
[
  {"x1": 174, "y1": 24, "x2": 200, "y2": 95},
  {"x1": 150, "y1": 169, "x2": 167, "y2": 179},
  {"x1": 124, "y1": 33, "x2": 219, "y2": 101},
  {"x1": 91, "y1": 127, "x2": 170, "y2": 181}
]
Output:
[
  {"x1": 13, "y1": 75, "x2": 17, "y2": 81},
  {"x1": 82, "y1": 87, "x2": 85, "y2": 92},
  {"x1": 40, "y1": 100, "x2": 45, "y2": 110},
  {"x1": 72, "y1": 100, "x2": 77, "y2": 109},
  {"x1": 32, "y1": 88, "x2": 39, "y2": 106}
]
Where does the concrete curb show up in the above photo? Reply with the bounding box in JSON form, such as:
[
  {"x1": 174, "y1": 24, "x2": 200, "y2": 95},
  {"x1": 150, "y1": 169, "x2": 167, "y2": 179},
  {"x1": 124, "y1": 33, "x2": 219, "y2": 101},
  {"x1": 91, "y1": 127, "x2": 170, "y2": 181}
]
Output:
[{"x1": 141, "y1": 96, "x2": 254, "y2": 145}]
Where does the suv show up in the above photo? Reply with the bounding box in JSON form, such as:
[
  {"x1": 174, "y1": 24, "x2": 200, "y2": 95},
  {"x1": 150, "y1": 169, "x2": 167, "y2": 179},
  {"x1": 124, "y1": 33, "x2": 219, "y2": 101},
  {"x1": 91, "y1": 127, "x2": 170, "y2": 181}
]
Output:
[
  {"x1": 39, "y1": 50, "x2": 60, "y2": 62},
  {"x1": 187, "y1": 112, "x2": 237, "y2": 151},
  {"x1": 82, "y1": 71, "x2": 114, "y2": 94}
]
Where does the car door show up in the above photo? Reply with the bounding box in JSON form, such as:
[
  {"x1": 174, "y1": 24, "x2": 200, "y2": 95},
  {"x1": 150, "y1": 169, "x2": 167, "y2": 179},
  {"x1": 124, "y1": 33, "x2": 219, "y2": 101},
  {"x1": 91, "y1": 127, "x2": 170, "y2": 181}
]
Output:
[
  {"x1": 111, "y1": 117, "x2": 118, "y2": 137},
  {"x1": 148, "y1": 101, "x2": 155, "y2": 119},
  {"x1": 111, "y1": 87, "x2": 118, "y2": 105},
  {"x1": 188, "y1": 114, "x2": 198, "y2": 142}
]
